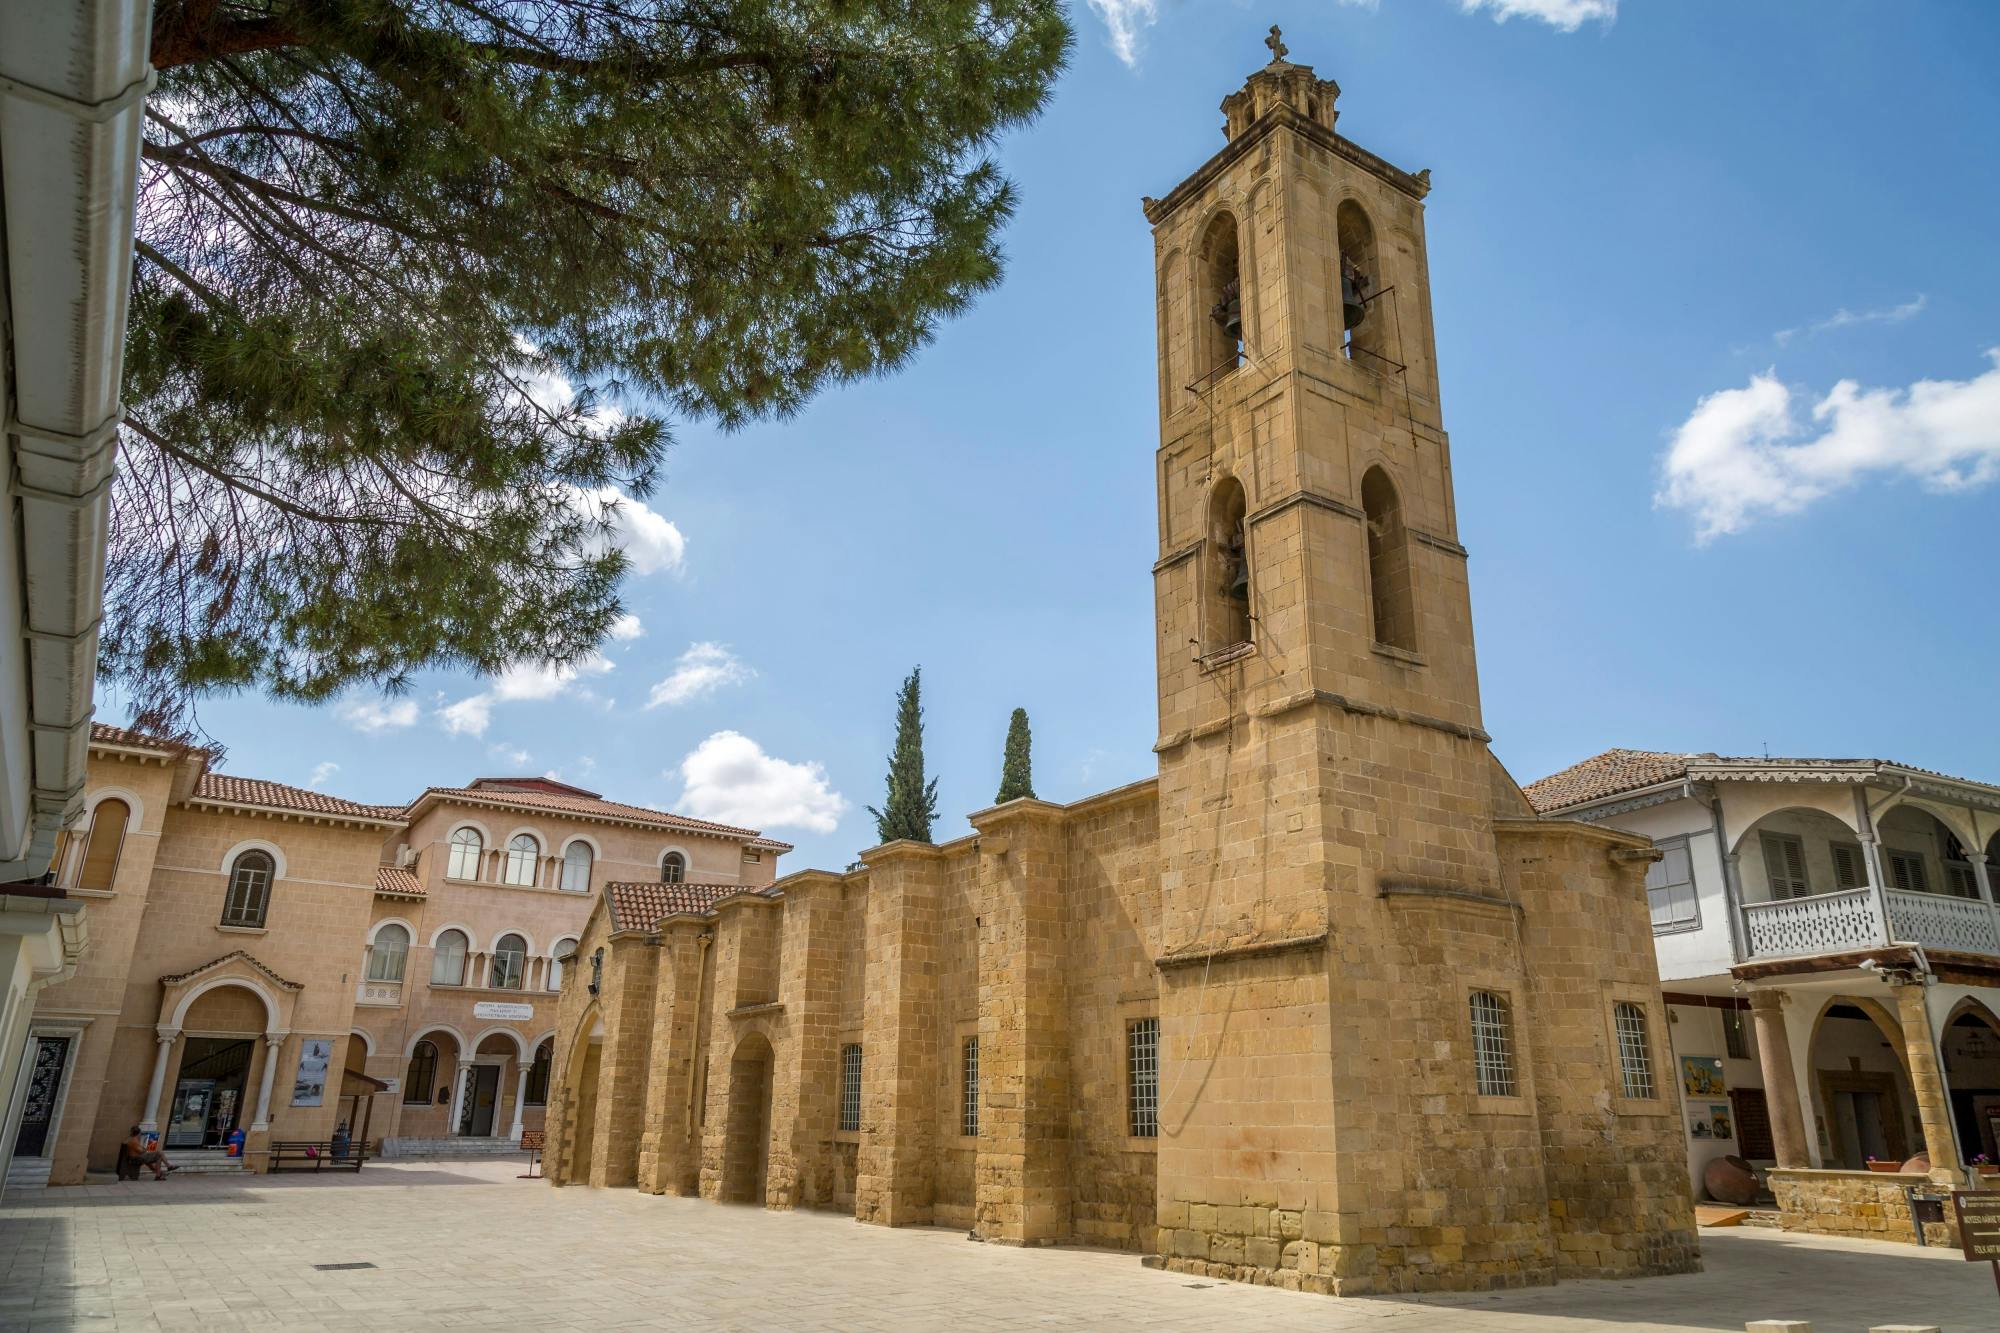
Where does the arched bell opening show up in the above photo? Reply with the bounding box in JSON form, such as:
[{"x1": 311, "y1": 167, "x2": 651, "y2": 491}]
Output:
[
  {"x1": 1203, "y1": 476, "x2": 1251, "y2": 651},
  {"x1": 1361, "y1": 467, "x2": 1415, "y2": 652},
  {"x1": 1198, "y1": 212, "x2": 1243, "y2": 375},
  {"x1": 1337, "y1": 199, "x2": 1385, "y2": 367}
]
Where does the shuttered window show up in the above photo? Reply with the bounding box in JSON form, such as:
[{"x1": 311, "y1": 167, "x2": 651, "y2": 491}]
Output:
[
  {"x1": 1644, "y1": 837, "x2": 1698, "y2": 929},
  {"x1": 1760, "y1": 833, "x2": 1810, "y2": 899},
  {"x1": 1886, "y1": 850, "x2": 1930, "y2": 894},
  {"x1": 1945, "y1": 863, "x2": 1979, "y2": 899},
  {"x1": 1831, "y1": 843, "x2": 1867, "y2": 891}
]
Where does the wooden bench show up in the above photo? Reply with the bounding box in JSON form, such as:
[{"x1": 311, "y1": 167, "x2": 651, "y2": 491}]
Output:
[
  {"x1": 518, "y1": 1129, "x2": 545, "y2": 1179},
  {"x1": 268, "y1": 1140, "x2": 368, "y2": 1173}
]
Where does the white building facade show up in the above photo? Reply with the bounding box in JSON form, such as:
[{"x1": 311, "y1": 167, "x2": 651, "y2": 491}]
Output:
[{"x1": 1526, "y1": 750, "x2": 2000, "y2": 1211}]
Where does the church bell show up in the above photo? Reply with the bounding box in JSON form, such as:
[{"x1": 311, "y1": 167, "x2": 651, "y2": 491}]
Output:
[
  {"x1": 1211, "y1": 280, "x2": 1243, "y2": 343},
  {"x1": 1341, "y1": 270, "x2": 1369, "y2": 332}
]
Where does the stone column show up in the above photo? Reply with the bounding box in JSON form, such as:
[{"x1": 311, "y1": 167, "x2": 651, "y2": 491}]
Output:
[
  {"x1": 854, "y1": 841, "x2": 944, "y2": 1228},
  {"x1": 1890, "y1": 979, "x2": 1962, "y2": 1180},
  {"x1": 767, "y1": 874, "x2": 846, "y2": 1211},
  {"x1": 1748, "y1": 990, "x2": 1810, "y2": 1168},
  {"x1": 969, "y1": 800, "x2": 1072, "y2": 1244},
  {"x1": 638, "y1": 918, "x2": 713, "y2": 1196},
  {"x1": 695, "y1": 893, "x2": 783, "y2": 1203},
  {"x1": 587, "y1": 933, "x2": 659, "y2": 1187},
  {"x1": 446, "y1": 1059, "x2": 473, "y2": 1133},
  {"x1": 509, "y1": 1062, "x2": 531, "y2": 1142},
  {"x1": 250, "y1": 1031, "x2": 287, "y2": 1131},
  {"x1": 140, "y1": 1028, "x2": 179, "y2": 1133}
]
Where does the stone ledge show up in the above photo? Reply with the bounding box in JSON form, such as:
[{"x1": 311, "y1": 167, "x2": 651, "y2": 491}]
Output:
[{"x1": 1155, "y1": 932, "x2": 1327, "y2": 971}]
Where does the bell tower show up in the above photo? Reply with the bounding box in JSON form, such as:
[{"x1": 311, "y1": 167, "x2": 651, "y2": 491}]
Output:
[{"x1": 1143, "y1": 34, "x2": 1533, "y2": 1294}]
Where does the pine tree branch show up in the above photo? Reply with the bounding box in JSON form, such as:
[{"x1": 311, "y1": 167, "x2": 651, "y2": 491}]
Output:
[{"x1": 123, "y1": 416, "x2": 398, "y2": 530}]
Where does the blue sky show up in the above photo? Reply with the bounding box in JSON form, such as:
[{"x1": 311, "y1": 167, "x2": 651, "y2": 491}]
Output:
[{"x1": 148, "y1": 1, "x2": 2000, "y2": 874}]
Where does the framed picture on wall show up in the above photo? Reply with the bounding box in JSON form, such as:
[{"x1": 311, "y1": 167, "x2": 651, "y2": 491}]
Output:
[
  {"x1": 1708, "y1": 1104, "x2": 1733, "y2": 1139},
  {"x1": 291, "y1": 1039, "x2": 332, "y2": 1107},
  {"x1": 1681, "y1": 1056, "x2": 1725, "y2": 1098}
]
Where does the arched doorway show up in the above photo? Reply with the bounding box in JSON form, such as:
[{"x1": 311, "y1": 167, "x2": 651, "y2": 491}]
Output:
[
  {"x1": 166, "y1": 984, "x2": 268, "y2": 1149},
  {"x1": 721, "y1": 1032, "x2": 775, "y2": 1204},
  {"x1": 561, "y1": 1014, "x2": 603, "y2": 1184},
  {"x1": 1943, "y1": 1001, "x2": 2000, "y2": 1162},
  {"x1": 1807, "y1": 998, "x2": 1921, "y2": 1168}
]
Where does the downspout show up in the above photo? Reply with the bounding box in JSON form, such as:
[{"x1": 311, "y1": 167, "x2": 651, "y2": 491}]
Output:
[
  {"x1": 685, "y1": 931, "x2": 713, "y2": 1132},
  {"x1": 1706, "y1": 787, "x2": 1746, "y2": 965},
  {"x1": 1856, "y1": 777, "x2": 1912, "y2": 946}
]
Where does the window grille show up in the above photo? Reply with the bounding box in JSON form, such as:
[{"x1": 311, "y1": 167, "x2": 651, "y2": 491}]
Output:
[
  {"x1": 838, "y1": 1044, "x2": 862, "y2": 1132},
  {"x1": 1613, "y1": 1002, "x2": 1654, "y2": 1099},
  {"x1": 961, "y1": 1037, "x2": 980, "y2": 1138},
  {"x1": 220, "y1": 851, "x2": 275, "y2": 927},
  {"x1": 1128, "y1": 1018, "x2": 1159, "y2": 1138},
  {"x1": 1469, "y1": 991, "x2": 1516, "y2": 1097}
]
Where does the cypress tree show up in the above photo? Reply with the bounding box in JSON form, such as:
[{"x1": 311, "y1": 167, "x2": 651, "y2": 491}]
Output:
[
  {"x1": 868, "y1": 667, "x2": 940, "y2": 844},
  {"x1": 996, "y1": 708, "x2": 1035, "y2": 803}
]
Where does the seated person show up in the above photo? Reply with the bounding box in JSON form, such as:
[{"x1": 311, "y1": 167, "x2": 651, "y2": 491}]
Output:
[{"x1": 123, "y1": 1126, "x2": 176, "y2": 1180}]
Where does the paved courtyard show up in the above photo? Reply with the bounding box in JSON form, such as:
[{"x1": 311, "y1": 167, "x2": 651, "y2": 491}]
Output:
[{"x1": 0, "y1": 1159, "x2": 1991, "y2": 1331}]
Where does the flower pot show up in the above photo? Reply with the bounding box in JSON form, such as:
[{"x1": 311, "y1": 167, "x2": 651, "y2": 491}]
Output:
[{"x1": 1866, "y1": 1161, "x2": 1903, "y2": 1172}]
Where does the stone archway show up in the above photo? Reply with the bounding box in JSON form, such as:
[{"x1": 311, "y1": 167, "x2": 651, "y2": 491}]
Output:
[
  {"x1": 1806, "y1": 996, "x2": 1920, "y2": 1168},
  {"x1": 1943, "y1": 998, "x2": 2000, "y2": 1161},
  {"x1": 555, "y1": 1009, "x2": 602, "y2": 1185},
  {"x1": 721, "y1": 1032, "x2": 775, "y2": 1204}
]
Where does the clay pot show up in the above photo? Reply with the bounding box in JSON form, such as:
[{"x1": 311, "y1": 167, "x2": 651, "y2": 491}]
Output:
[
  {"x1": 1901, "y1": 1153, "x2": 1930, "y2": 1173},
  {"x1": 1702, "y1": 1154, "x2": 1761, "y2": 1205}
]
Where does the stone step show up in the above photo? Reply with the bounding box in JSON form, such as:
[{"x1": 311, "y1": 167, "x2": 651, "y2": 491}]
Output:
[
  {"x1": 165, "y1": 1150, "x2": 245, "y2": 1175},
  {"x1": 1739, "y1": 1208, "x2": 1782, "y2": 1229},
  {"x1": 380, "y1": 1137, "x2": 525, "y2": 1159}
]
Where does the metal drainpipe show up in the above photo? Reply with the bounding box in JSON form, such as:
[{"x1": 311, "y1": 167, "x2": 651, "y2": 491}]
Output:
[
  {"x1": 1856, "y1": 777, "x2": 1913, "y2": 946},
  {"x1": 685, "y1": 932, "x2": 714, "y2": 1131},
  {"x1": 1707, "y1": 788, "x2": 1746, "y2": 964}
]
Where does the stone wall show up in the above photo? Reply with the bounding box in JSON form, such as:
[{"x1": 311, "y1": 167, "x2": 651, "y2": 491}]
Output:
[{"x1": 1770, "y1": 1168, "x2": 1957, "y2": 1247}]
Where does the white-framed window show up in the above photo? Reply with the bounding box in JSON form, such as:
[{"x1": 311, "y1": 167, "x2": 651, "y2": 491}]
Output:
[
  {"x1": 1127, "y1": 1017, "x2": 1159, "y2": 1138},
  {"x1": 490, "y1": 933, "x2": 527, "y2": 989},
  {"x1": 220, "y1": 850, "x2": 276, "y2": 927},
  {"x1": 1469, "y1": 991, "x2": 1517, "y2": 1098},
  {"x1": 446, "y1": 827, "x2": 483, "y2": 880},
  {"x1": 1831, "y1": 843, "x2": 1867, "y2": 891},
  {"x1": 960, "y1": 1036, "x2": 980, "y2": 1138},
  {"x1": 1613, "y1": 1002, "x2": 1654, "y2": 1099},
  {"x1": 838, "y1": 1044, "x2": 862, "y2": 1132},
  {"x1": 1645, "y1": 836, "x2": 1698, "y2": 930},
  {"x1": 502, "y1": 834, "x2": 540, "y2": 887},
  {"x1": 1886, "y1": 849, "x2": 1930, "y2": 894},
  {"x1": 560, "y1": 841, "x2": 593, "y2": 893},
  {"x1": 1760, "y1": 832, "x2": 1810, "y2": 900},
  {"x1": 367, "y1": 924, "x2": 410, "y2": 982},
  {"x1": 431, "y1": 929, "x2": 468, "y2": 986},
  {"x1": 548, "y1": 938, "x2": 578, "y2": 991},
  {"x1": 661, "y1": 851, "x2": 687, "y2": 884}
]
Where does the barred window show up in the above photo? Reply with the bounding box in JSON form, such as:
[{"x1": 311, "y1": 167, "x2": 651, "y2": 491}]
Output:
[
  {"x1": 1127, "y1": 1017, "x2": 1159, "y2": 1138},
  {"x1": 1469, "y1": 991, "x2": 1516, "y2": 1097},
  {"x1": 960, "y1": 1037, "x2": 980, "y2": 1138},
  {"x1": 1614, "y1": 1002, "x2": 1655, "y2": 1099},
  {"x1": 838, "y1": 1044, "x2": 862, "y2": 1132}
]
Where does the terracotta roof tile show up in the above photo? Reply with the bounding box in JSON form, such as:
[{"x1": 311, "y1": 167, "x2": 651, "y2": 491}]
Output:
[
  {"x1": 375, "y1": 866, "x2": 426, "y2": 898},
  {"x1": 89, "y1": 722, "x2": 187, "y2": 753},
  {"x1": 193, "y1": 773, "x2": 405, "y2": 823},
  {"x1": 417, "y1": 785, "x2": 759, "y2": 839},
  {"x1": 605, "y1": 881, "x2": 773, "y2": 932},
  {"x1": 159, "y1": 949, "x2": 303, "y2": 991},
  {"x1": 1521, "y1": 749, "x2": 1698, "y2": 814},
  {"x1": 747, "y1": 836, "x2": 794, "y2": 853}
]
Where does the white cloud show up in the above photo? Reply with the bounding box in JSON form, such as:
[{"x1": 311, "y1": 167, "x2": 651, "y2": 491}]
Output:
[
  {"x1": 674, "y1": 731, "x2": 847, "y2": 834},
  {"x1": 335, "y1": 697, "x2": 420, "y2": 733},
  {"x1": 306, "y1": 761, "x2": 340, "y2": 790},
  {"x1": 1085, "y1": 0, "x2": 1158, "y2": 67},
  {"x1": 1459, "y1": 0, "x2": 1617, "y2": 30},
  {"x1": 609, "y1": 613, "x2": 645, "y2": 642},
  {"x1": 569, "y1": 485, "x2": 686, "y2": 576},
  {"x1": 1656, "y1": 349, "x2": 2000, "y2": 542},
  {"x1": 1774, "y1": 294, "x2": 1927, "y2": 346},
  {"x1": 488, "y1": 743, "x2": 533, "y2": 766},
  {"x1": 647, "y1": 642, "x2": 755, "y2": 709},
  {"x1": 440, "y1": 656, "x2": 614, "y2": 737}
]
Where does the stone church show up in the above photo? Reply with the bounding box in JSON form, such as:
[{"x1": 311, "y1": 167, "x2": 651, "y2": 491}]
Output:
[{"x1": 543, "y1": 39, "x2": 1700, "y2": 1295}]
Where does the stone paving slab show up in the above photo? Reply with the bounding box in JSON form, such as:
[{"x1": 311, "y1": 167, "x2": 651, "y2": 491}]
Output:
[{"x1": 0, "y1": 1161, "x2": 1991, "y2": 1331}]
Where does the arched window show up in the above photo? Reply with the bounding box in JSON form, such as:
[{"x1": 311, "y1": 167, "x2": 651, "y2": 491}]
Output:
[
  {"x1": 502, "y1": 834, "x2": 540, "y2": 887},
  {"x1": 524, "y1": 1039, "x2": 553, "y2": 1105},
  {"x1": 76, "y1": 798, "x2": 131, "y2": 891},
  {"x1": 446, "y1": 827, "x2": 483, "y2": 880},
  {"x1": 1361, "y1": 467, "x2": 1416, "y2": 652},
  {"x1": 1469, "y1": 990, "x2": 1516, "y2": 1097},
  {"x1": 661, "y1": 851, "x2": 687, "y2": 884},
  {"x1": 404, "y1": 1040, "x2": 439, "y2": 1106},
  {"x1": 548, "y1": 938, "x2": 578, "y2": 991},
  {"x1": 1203, "y1": 477, "x2": 1251, "y2": 651},
  {"x1": 431, "y1": 929, "x2": 468, "y2": 986},
  {"x1": 1613, "y1": 1002, "x2": 1655, "y2": 1099},
  {"x1": 560, "y1": 840, "x2": 593, "y2": 893},
  {"x1": 1199, "y1": 212, "x2": 1243, "y2": 375},
  {"x1": 220, "y1": 850, "x2": 276, "y2": 928},
  {"x1": 1336, "y1": 199, "x2": 1384, "y2": 366},
  {"x1": 367, "y1": 924, "x2": 410, "y2": 982},
  {"x1": 490, "y1": 933, "x2": 528, "y2": 989}
]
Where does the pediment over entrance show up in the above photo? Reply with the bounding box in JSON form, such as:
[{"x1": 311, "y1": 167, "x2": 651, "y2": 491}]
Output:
[{"x1": 157, "y1": 950, "x2": 302, "y2": 1035}]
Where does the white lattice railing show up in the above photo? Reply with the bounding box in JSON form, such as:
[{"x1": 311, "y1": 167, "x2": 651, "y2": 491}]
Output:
[
  {"x1": 1743, "y1": 889, "x2": 1882, "y2": 959},
  {"x1": 1886, "y1": 889, "x2": 2000, "y2": 955}
]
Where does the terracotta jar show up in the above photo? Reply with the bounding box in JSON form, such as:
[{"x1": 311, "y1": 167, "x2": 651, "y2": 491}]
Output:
[{"x1": 1702, "y1": 1154, "x2": 1761, "y2": 1206}]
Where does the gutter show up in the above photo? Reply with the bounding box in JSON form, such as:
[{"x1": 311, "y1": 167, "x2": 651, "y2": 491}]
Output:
[{"x1": 0, "y1": 4, "x2": 154, "y2": 878}]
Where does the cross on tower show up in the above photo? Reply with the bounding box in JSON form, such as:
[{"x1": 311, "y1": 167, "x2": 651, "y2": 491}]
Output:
[{"x1": 1265, "y1": 25, "x2": 1288, "y2": 62}]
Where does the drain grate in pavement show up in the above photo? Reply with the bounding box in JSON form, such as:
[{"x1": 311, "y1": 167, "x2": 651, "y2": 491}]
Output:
[{"x1": 312, "y1": 1262, "x2": 377, "y2": 1271}]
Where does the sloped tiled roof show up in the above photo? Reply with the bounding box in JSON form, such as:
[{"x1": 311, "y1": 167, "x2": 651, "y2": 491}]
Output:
[
  {"x1": 159, "y1": 949, "x2": 303, "y2": 991},
  {"x1": 89, "y1": 722, "x2": 186, "y2": 753},
  {"x1": 1522, "y1": 750, "x2": 1699, "y2": 815},
  {"x1": 375, "y1": 866, "x2": 426, "y2": 898},
  {"x1": 747, "y1": 836, "x2": 794, "y2": 854},
  {"x1": 414, "y1": 784, "x2": 759, "y2": 839},
  {"x1": 193, "y1": 773, "x2": 405, "y2": 823},
  {"x1": 605, "y1": 881, "x2": 773, "y2": 932}
]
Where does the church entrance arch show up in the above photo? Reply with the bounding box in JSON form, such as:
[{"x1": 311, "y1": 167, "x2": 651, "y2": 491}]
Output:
[
  {"x1": 721, "y1": 1032, "x2": 775, "y2": 1204},
  {"x1": 167, "y1": 984, "x2": 266, "y2": 1149}
]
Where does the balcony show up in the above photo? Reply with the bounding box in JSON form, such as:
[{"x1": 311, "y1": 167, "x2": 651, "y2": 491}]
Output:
[{"x1": 1743, "y1": 888, "x2": 2000, "y2": 962}]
